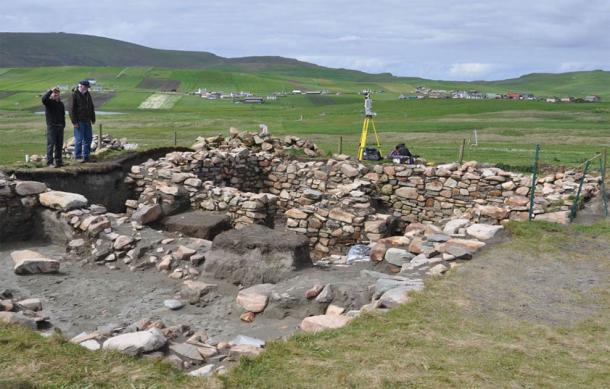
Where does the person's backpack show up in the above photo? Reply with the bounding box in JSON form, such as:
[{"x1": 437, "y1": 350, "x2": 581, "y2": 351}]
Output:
[{"x1": 363, "y1": 147, "x2": 382, "y2": 161}]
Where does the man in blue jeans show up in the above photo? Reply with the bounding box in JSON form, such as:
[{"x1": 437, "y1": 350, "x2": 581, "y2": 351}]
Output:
[{"x1": 69, "y1": 80, "x2": 96, "y2": 162}]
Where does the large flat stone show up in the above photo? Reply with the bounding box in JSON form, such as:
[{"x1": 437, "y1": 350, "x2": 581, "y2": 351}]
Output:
[
  {"x1": 15, "y1": 181, "x2": 47, "y2": 196},
  {"x1": 102, "y1": 328, "x2": 167, "y2": 356},
  {"x1": 236, "y1": 284, "x2": 274, "y2": 313},
  {"x1": 206, "y1": 224, "x2": 311, "y2": 286},
  {"x1": 131, "y1": 203, "x2": 162, "y2": 225},
  {"x1": 300, "y1": 315, "x2": 351, "y2": 333},
  {"x1": 466, "y1": 224, "x2": 503, "y2": 240},
  {"x1": 11, "y1": 250, "x2": 60, "y2": 275},
  {"x1": 161, "y1": 210, "x2": 231, "y2": 240},
  {"x1": 39, "y1": 191, "x2": 88, "y2": 211}
]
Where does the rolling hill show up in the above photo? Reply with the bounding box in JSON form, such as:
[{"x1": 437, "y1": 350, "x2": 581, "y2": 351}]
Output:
[{"x1": 0, "y1": 32, "x2": 609, "y2": 100}]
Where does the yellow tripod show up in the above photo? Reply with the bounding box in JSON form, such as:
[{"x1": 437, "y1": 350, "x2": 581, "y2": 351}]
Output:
[{"x1": 357, "y1": 115, "x2": 382, "y2": 161}]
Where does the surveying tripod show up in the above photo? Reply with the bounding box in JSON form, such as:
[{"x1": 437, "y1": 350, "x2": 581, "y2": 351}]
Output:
[{"x1": 357, "y1": 114, "x2": 382, "y2": 161}]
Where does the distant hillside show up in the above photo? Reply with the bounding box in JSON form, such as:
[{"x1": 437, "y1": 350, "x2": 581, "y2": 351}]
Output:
[
  {"x1": 0, "y1": 32, "x2": 320, "y2": 70},
  {"x1": 1, "y1": 33, "x2": 608, "y2": 99}
]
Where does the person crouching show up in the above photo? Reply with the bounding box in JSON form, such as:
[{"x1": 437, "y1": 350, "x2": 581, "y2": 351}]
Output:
[
  {"x1": 69, "y1": 80, "x2": 96, "y2": 162},
  {"x1": 42, "y1": 86, "x2": 65, "y2": 167}
]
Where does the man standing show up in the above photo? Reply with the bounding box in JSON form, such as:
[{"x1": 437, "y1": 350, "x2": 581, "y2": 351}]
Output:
[
  {"x1": 42, "y1": 86, "x2": 65, "y2": 167},
  {"x1": 69, "y1": 80, "x2": 96, "y2": 162}
]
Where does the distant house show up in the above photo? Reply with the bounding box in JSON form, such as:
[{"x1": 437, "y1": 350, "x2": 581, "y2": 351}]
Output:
[
  {"x1": 486, "y1": 93, "x2": 501, "y2": 99},
  {"x1": 291, "y1": 89, "x2": 302, "y2": 94},
  {"x1": 304, "y1": 90, "x2": 322, "y2": 95},
  {"x1": 266, "y1": 95, "x2": 277, "y2": 101},
  {"x1": 584, "y1": 95, "x2": 601, "y2": 102},
  {"x1": 560, "y1": 96, "x2": 574, "y2": 103},
  {"x1": 240, "y1": 96, "x2": 265, "y2": 104},
  {"x1": 545, "y1": 97, "x2": 558, "y2": 103},
  {"x1": 506, "y1": 92, "x2": 522, "y2": 100},
  {"x1": 522, "y1": 93, "x2": 535, "y2": 100}
]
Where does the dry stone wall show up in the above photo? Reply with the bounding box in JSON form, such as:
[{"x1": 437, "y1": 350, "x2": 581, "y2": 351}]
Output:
[{"x1": 123, "y1": 142, "x2": 600, "y2": 258}]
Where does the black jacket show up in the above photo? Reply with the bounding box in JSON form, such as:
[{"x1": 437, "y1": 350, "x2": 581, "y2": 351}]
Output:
[
  {"x1": 69, "y1": 89, "x2": 95, "y2": 124},
  {"x1": 41, "y1": 90, "x2": 66, "y2": 127}
]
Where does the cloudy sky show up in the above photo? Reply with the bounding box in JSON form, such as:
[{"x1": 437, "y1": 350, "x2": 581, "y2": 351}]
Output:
[{"x1": 2, "y1": 0, "x2": 609, "y2": 80}]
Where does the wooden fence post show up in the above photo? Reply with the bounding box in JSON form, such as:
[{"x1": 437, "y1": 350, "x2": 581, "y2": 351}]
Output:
[
  {"x1": 458, "y1": 138, "x2": 466, "y2": 164},
  {"x1": 528, "y1": 144, "x2": 540, "y2": 221}
]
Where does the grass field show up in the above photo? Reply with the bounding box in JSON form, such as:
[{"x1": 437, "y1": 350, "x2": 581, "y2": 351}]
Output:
[{"x1": 0, "y1": 66, "x2": 609, "y2": 168}]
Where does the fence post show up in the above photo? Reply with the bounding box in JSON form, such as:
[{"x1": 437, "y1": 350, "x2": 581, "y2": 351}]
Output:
[
  {"x1": 174, "y1": 130, "x2": 177, "y2": 146},
  {"x1": 570, "y1": 160, "x2": 591, "y2": 222},
  {"x1": 458, "y1": 138, "x2": 466, "y2": 164},
  {"x1": 338, "y1": 136, "x2": 343, "y2": 154},
  {"x1": 528, "y1": 144, "x2": 540, "y2": 221},
  {"x1": 99, "y1": 123, "x2": 102, "y2": 141},
  {"x1": 601, "y1": 148, "x2": 608, "y2": 217}
]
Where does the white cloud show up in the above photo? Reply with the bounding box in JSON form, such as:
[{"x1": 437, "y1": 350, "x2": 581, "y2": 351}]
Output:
[
  {"x1": 449, "y1": 63, "x2": 494, "y2": 79},
  {"x1": 1, "y1": 0, "x2": 609, "y2": 80}
]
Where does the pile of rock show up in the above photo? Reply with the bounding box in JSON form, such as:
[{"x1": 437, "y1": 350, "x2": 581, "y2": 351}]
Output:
[
  {"x1": 192, "y1": 128, "x2": 322, "y2": 158},
  {"x1": 69, "y1": 318, "x2": 266, "y2": 377},
  {"x1": 25, "y1": 134, "x2": 137, "y2": 163},
  {"x1": 0, "y1": 289, "x2": 49, "y2": 330},
  {"x1": 64, "y1": 134, "x2": 137, "y2": 158}
]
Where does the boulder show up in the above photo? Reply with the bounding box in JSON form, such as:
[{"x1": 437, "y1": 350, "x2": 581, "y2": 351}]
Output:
[
  {"x1": 395, "y1": 187, "x2": 418, "y2": 200},
  {"x1": 443, "y1": 218, "x2": 470, "y2": 234},
  {"x1": 205, "y1": 224, "x2": 311, "y2": 286},
  {"x1": 131, "y1": 204, "x2": 162, "y2": 225},
  {"x1": 15, "y1": 181, "x2": 47, "y2": 196},
  {"x1": 0, "y1": 312, "x2": 38, "y2": 329},
  {"x1": 466, "y1": 224, "x2": 503, "y2": 240},
  {"x1": 17, "y1": 298, "x2": 42, "y2": 311},
  {"x1": 236, "y1": 284, "x2": 274, "y2": 313},
  {"x1": 113, "y1": 235, "x2": 134, "y2": 250},
  {"x1": 161, "y1": 210, "x2": 232, "y2": 240},
  {"x1": 535, "y1": 211, "x2": 570, "y2": 225},
  {"x1": 170, "y1": 343, "x2": 204, "y2": 362},
  {"x1": 229, "y1": 335, "x2": 265, "y2": 348},
  {"x1": 300, "y1": 315, "x2": 351, "y2": 333},
  {"x1": 377, "y1": 286, "x2": 413, "y2": 308},
  {"x1": 479, "y1": 205, "x2": 509, "y2": 220},
  {"x1": 384, "y1": 248, "x2": 414, "y2": 267},
  {"x1": 39, "y1": 191, "x2": 87, "y2": 211},
  {"x1": 180, "y1": 281, "x2": 217, "y2": 304},
  {"x1": 164, "y1": 299, "x2": 185, "y2": 310},
  {"x1": 189, "y1": 364, "x2": 216, "y2": 377},
  {"x1": 11, "y1": 250, "x2": 60, "y2": 275},
  {"x1": 102, "y1": 328, "x2": 167, "y2": 356}
]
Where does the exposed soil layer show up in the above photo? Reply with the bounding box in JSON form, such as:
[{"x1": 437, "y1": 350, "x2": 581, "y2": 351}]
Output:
[{"x1": 0, "y1": 241, "x2": 376, "y2": 341}]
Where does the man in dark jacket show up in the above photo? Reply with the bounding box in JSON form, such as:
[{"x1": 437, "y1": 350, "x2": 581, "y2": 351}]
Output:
[
  {"x1": 42, "y1": 87, "x2": 66, "y2": 167},
  {"x1": 69, "y1": 80, "x2": 96, "y2": 162}
]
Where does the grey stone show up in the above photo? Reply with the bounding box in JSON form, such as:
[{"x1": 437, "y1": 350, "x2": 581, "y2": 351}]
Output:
[
  {"x1": 161, "y1": 210, "x2": 232, "y2": 240},
  {"x1": 170, "y1": 342, "x2": 204, "y2": 362},
  {"x1": 17, "y1": 298, "x2": 42, "y2": 311},
  {"x1": 11, "y1": 250, "x2": 60, "y2": 275},
  {"x1": 189, "y1": 364, "x2": 216, "y2": 377},
  {"x1": 229, "y1": 334, "x2": 265, "y2": 348},
  {"x1": 80, "y1": 339, "x2": 101, "y2": 351},
  {"x1": 39, "y1": 191, "x2": 88, "y2": 211},
  {"x1": 384, "y1": 248, "x2": 415, "y2": 267},
  {"x1": 131, "y1": 204, "x2": 162, "y2": 225},
  {"x1": 466, "y1": 224, "x2": 503, "y2": 240},
  {"x1": 164, "y1": 299, "x2": 185, "y2": 310},
  {"x1": 102, "y1": 328, "x2": 167, "y2": 356},
  {"x1": 443, "y1": 218, "x2": 470, "y2": 234},
  {"x1": 315, "y1": 284, "x2": 334, "y2": 304},
  {"x1": 0, "y1": 311, "x2": 38, "y2": 329},
  {"x1": 426, "y1": 233, "x2": 451, "y2": 242},
  {"x1": 15, "y1": 181, "x2": 47, "y2": 196}
]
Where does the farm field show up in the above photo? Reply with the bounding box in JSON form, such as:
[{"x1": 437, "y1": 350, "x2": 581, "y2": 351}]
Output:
[{"x1": 0, "y1": 66, "x2": 609, "y2": 168}]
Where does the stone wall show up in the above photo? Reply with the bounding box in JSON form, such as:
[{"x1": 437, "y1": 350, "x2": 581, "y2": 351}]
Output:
[
  {"x1": 124, "y1": 146, "x2": 601, "y2": 257},
  {"x1": 0, "y1": 175, "x2": 43, "y2": 241}
]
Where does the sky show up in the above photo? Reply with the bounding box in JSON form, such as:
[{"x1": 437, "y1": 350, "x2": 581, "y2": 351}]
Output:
[{"x1": 2, "y1": 0, "x2": 609, "y2": 80}]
